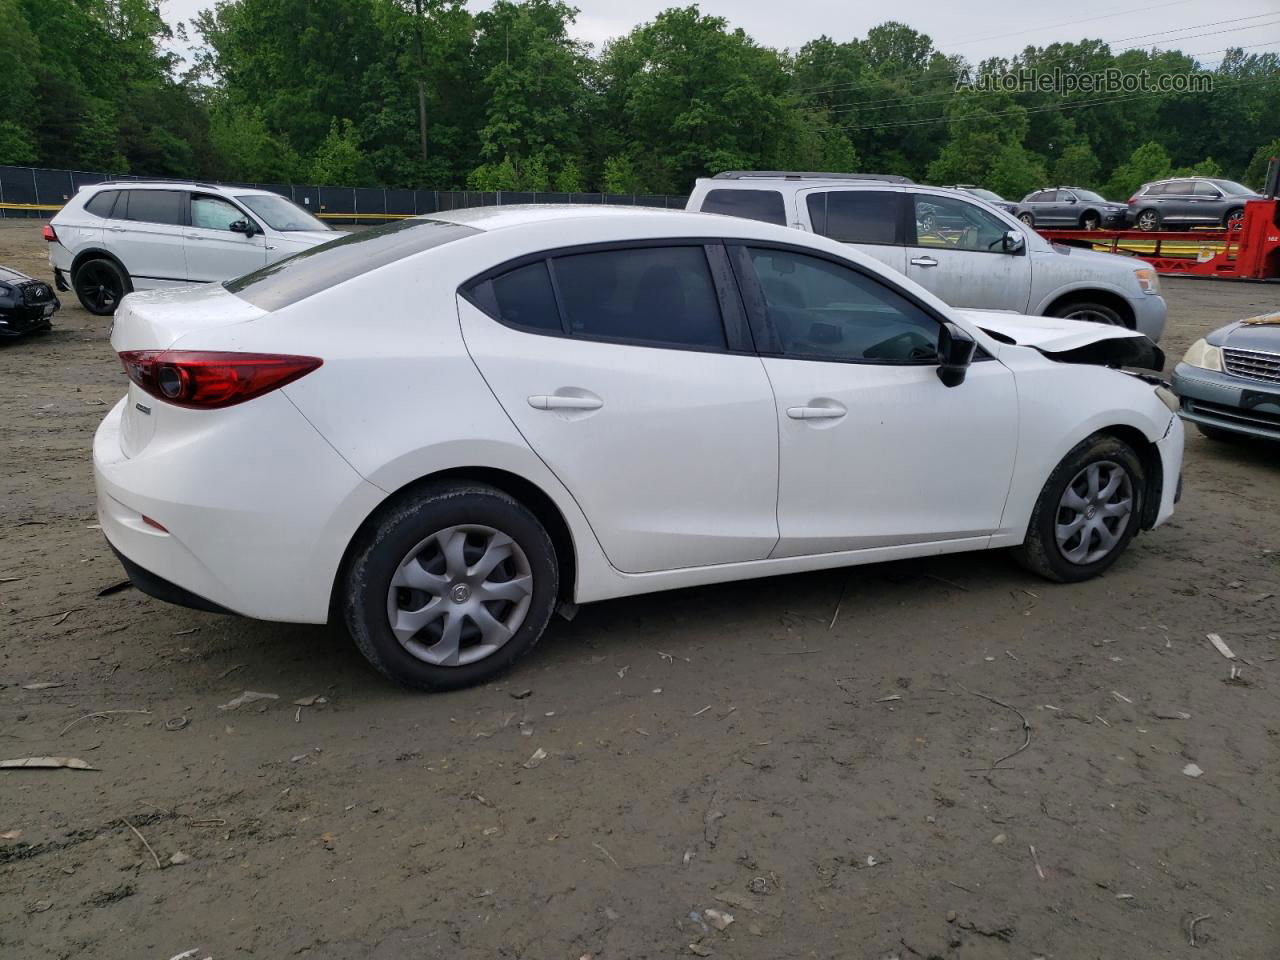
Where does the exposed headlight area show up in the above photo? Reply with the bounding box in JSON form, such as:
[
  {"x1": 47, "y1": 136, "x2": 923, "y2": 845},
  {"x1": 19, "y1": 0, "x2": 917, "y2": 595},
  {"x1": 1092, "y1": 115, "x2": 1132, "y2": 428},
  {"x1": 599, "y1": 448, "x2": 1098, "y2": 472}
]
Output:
[
  {"x1": 1154, "y1": 384, "x2": 1180, "y2": 413},
  {"x1": 1182, "y1": 338, "x2": 1223, "y2": 372},
  {"x1": 1134, "y1": 267, "x2": 1160, "y2": 295}
]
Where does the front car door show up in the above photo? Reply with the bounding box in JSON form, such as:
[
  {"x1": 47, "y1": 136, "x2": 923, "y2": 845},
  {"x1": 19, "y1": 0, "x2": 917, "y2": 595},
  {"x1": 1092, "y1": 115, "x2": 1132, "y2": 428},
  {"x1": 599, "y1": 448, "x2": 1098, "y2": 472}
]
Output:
[
  {"x1": 797, "y1": 188, "x2": 907, "y2": 274},
  {"x1": 904, "y1": 192, "x2": 1032, "y2": 312},
  {"x1": 113, "y1": 189, "x2": 188, "y2": 287},
  {"x1": 728, "y1": 243, "x2": 1018, "y2": 557},
  {"x1": 459, "y1": 241, "x2": 780, "y2": 574},
  {"x1": 184, "y1": 193, "x2": 268, "y2": 282},
  {"x1": 1190, "y1": 180, "x2": 1224, "y2": 223}
]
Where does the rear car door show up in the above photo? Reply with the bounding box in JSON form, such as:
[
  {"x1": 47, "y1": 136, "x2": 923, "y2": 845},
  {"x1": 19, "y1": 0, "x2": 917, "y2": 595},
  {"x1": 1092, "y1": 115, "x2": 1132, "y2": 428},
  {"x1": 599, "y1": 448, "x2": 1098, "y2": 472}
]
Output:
[
  {"x1": 1160, "y1": 181, "x2": 1196, "y2": 225},
  {"x1": 113, "y1": 190, "x2": 188, "y2": 285},
  {"x1": 729, "y1": 244, "x2": 1017, "y2": 556},
  {"x1": 904, "y1": 192, "x2": 1032, "y2": 312},
  {"x1": 459, "y1": 241, "x2": 780, "y2": 574},
  {"x1": 183, "y1": 193, "x2": 268, "y2": 282},
  {"x1": 797, "y1": 189, "x2": 907, "y2": 273}
]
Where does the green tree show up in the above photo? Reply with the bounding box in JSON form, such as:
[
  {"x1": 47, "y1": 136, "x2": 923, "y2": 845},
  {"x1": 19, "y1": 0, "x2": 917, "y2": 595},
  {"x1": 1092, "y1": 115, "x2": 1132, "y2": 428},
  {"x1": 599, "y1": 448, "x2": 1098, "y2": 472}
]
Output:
[
  {"x1": 986, "y1": 145, "x2": 1047, "y2": 200},
  {"x1": 310, "y1": 118, "x2": 371, "y2": 184},
  {"x1": 925, "y1": 90, "x2": 1035, "y2": 188},
  {"x1": 554, "y1": 157, "x2": 583, "y2": 192},
  {"x1": 1103, "y1": 141, "x2": 1173, "y2": 199},
  {"x1": 467, "y1": 155, "x2": 520, "y2": 191},
  {"x1": 1053, "y1": 143, "x2": 1099, "y2": 188},
  {"x1": 602, "y1": 154, "x2": 643, "y2": 194},
  {"x1": 521, "y1": 155, "x2": 550, "y2": 191},
  {"x1": 1243, "y1": 138, "x2": 1280, "y2": 189}
]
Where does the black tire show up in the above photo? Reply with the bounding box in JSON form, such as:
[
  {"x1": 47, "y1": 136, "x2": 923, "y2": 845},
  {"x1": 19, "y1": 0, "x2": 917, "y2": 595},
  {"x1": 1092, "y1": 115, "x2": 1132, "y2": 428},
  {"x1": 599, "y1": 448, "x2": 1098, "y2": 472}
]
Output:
[
  {"x1": 1012, "y1": 433, "x2": 1145, "y2": 583},
  {"x1": 1135, "y1": 209, "x2": 1161, "y2": 232},
  {"x1": 1197, "y1": 423, "x2": 1242, "y2": 443},
  {"x1": 1081, "y1": 211, "x2": 1101, "y2": 230},
  {"x1": 919, "y1": 212, "x2": 936, "y2": 233},
  {"x1": 1049, "y1": 299, "x2": 1126, "y2": 327},
  {"x1": 1018, "y1": 212, "x2": 1035, "y2": 226},
  {"x1": 72, "y1": 258, "x2": 130, "y2": 316},
  {"x1": 341, "y1": 482, "x2": 558, "y2": 691},
  {"x1": 1223, "y1": 207, "x2": 1244, "y2": 229}
]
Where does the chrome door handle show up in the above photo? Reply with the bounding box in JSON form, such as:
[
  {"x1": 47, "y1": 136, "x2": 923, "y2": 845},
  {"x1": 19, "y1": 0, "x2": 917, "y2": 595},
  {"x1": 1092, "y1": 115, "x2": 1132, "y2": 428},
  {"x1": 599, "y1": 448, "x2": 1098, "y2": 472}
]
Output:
[
  {"x1": 786, "y1": 404, "x2": 846, "y2": 420},
  {"x1": 528, "y1": 395, "x2": 603, "y2": 411},
  {"x1": 107, "y1": 226, "x2": 125, "y2": 232},
  {"x1": 910, "y1": 256, "x2": 938, "y2": 267},
  {"x1": 184, "y1": 233, "x2": 200, "y2": 239}
]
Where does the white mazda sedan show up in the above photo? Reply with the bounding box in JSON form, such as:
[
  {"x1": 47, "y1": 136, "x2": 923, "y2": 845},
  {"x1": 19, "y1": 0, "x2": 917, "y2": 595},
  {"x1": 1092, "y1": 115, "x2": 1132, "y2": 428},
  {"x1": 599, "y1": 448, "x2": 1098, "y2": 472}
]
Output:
[{"x1": 94, "y1": 206, "x2": 1184, "y2": 690}]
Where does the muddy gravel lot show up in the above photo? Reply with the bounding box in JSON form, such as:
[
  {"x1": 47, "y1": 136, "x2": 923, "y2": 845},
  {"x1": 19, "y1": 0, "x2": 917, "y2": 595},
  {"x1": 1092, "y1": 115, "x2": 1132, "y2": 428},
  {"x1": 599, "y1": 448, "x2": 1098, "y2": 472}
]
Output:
[{"x1": 0, "y1": 217, "x2": 1277, "y2": 960}]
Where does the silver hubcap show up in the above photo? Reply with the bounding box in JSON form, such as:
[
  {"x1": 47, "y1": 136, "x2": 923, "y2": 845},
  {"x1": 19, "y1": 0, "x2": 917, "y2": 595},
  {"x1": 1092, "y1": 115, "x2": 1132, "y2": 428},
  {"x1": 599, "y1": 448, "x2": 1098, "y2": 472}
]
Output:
[
  {"x1": 1139, "y1": 212, "x2": 1156, "y2": 230},
  {"x1": 386, "y1": 524, "x2": 533, "y2": 666},
  {"x1": 1055, "y1": 461, "x2": 1134, "y2": 565}
]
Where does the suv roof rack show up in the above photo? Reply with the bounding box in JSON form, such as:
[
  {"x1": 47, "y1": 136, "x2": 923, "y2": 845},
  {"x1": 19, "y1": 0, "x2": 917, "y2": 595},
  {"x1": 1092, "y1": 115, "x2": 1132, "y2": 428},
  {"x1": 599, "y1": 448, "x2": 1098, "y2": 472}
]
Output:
[
  {"x1": 712, "y1": 170, "x2": 914, "y2": 184},
  {"x1": 93, "y1": 178, "x2": 224, "y2": 190}
]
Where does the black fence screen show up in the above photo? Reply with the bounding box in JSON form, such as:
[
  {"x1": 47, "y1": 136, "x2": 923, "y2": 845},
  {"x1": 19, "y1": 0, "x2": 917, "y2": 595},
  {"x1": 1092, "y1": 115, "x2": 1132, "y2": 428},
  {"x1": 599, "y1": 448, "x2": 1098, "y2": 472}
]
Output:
[{"x1": 0, "y1": 165, "x2": 689, "y2": 223}]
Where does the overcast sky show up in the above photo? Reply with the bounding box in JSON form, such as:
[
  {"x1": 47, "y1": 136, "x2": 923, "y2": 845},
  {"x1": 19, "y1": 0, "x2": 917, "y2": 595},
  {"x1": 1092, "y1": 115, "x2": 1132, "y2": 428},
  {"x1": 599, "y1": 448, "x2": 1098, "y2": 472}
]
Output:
[{"x1": 158, "y1": 0, "x2": 1280, "y2": 68}]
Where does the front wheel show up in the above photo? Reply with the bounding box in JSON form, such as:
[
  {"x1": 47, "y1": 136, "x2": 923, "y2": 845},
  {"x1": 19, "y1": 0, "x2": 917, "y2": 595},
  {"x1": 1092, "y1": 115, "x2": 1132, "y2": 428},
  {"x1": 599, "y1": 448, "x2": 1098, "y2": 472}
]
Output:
[
  {"x1": 72, "y1": 258, "x2": 130, "y2": 316},
  {"x1": 1224, "y1": 208, "x2": 1244, "y2": 229},
  {"x1": 1049, "y1": 300, "x2": 1125, "y2": 327},
  {"x1": 1018, "y1": 212, "x2": 1035, "y2": 226},
  {"x1": 341, "y1": 482, "x2": 559, "y2": 691},
  {"x1": 1081, "y1": 211, "x2": 1101, "y2": 230},
  {"x1": 1012, "y1": 434, "x2": 1144, "y2": 582}
]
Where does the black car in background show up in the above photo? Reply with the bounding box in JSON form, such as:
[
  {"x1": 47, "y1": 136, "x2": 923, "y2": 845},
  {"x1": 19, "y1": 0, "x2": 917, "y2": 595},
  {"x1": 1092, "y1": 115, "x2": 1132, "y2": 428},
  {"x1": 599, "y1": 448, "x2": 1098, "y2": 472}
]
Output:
[
  {"x1": 1127, "y1": 177, "x2": 1261, "y2": 231},
  {"x1": 1015, "y1": 187, "x2": 1128, "y2": 230},
  {"x1": 942, "y1": 185, "x2": 1018, "y2": 214},
  {"x1": 0, "y1": 265, "x2": 58, "y2": 339}
]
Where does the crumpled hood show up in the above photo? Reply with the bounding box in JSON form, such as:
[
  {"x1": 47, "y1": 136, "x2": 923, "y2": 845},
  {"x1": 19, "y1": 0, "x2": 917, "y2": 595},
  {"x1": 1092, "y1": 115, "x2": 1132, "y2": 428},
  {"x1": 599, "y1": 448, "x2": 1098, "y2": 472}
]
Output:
[{"x1": 960, "y1": 309, "x2": 1164, "y2": 371}]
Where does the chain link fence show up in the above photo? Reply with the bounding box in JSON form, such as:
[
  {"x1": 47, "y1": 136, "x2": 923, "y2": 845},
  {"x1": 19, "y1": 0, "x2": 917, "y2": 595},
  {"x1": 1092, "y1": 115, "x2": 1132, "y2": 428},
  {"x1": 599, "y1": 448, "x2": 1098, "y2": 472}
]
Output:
[{"x1": 0, "y1": 165, "x2": 689, "y2": 222}]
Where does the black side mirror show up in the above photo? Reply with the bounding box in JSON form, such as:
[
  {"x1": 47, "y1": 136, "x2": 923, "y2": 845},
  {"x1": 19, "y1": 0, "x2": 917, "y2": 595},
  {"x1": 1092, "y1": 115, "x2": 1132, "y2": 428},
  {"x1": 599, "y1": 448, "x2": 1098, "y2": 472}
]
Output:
[
  {"x1": 230, "y1": 219, "x2": 257, "y2": 237},
  {"x1": 936, "y1": 321, "x2": 977, "y2": 388}
]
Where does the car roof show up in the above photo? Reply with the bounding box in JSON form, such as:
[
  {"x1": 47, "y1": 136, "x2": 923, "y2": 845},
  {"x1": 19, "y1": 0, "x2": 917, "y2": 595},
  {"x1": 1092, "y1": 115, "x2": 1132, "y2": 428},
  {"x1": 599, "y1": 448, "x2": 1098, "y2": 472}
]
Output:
[
  {"x1": 82, "y1": 180, "x2": 280, "y2": 198},
  {"x1": 711, "y1": 170, "x2": 914, "y2": 184},
  {"x1": 430, "y1": 204, "x2": 713, "y2": 233}
]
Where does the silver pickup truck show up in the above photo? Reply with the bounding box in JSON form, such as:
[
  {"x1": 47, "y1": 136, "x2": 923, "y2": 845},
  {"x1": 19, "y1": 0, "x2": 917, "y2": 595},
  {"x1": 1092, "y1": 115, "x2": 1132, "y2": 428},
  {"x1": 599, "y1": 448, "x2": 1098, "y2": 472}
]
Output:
[{"x1": 687, "y1": 172, "x2": 1167, "y2": 342}]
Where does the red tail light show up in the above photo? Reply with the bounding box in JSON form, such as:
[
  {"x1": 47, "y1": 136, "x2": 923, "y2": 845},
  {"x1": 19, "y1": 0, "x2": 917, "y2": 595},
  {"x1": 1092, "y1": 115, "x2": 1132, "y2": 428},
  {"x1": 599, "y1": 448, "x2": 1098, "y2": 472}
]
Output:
[
  {"x1": 118, "y1": 351, "x2": 323, "y2": 409},
  {"x1": 1127, "y1": 195, "x2": 1138, "y2": 204},
  {"x1": 42, "y1": 224, "x2": 57, "y2": 242}
]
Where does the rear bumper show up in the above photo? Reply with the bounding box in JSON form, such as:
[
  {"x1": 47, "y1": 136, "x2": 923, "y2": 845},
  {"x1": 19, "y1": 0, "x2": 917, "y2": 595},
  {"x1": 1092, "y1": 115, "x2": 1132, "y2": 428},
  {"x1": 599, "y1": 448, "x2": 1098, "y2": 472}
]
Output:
[
  {"x1": 93, "y1": 395, "x2": 385, "y2": 623},
  {"x1": 1172, "y1": 363, "x2": 1280, "y2": 440}
]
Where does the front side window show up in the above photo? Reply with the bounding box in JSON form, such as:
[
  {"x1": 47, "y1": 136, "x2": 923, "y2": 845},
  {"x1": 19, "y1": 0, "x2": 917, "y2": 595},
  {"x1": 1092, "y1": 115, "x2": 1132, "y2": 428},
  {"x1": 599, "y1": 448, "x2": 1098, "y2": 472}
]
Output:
[
  {"x1": 235, "y1": 194, "x2": 330, "y2": 232},
  {"x1": 550, "y1": 246, "x2": 726, "y2": 349},
  {"x1": 911, "y1": 194, "x2": 1010, "y2": 252},
  {"x1": 747, "y1": 247, "x2": 939, "y2": 362},
  {"x1": 122, "y1": 190, "x2": 184, "y2": 226},
  {"x1": 191, "y1": 195, "x2": 247, "y2": 231},
  {"x1": 1192, "y1": 181, "x2": 1222, "y2": 198},
  {"x1": 1214, "y1": 180, "x2": 1254, "y2": 197},
  {"x1": 806, "y1": 191, "x2": 899, "y2": 244},
  {"x1": 1074, "y1": 190, "x2": 1106, "y2": 202},
  {"x1": 701, "y1": 189, "x2": 786, "y2": 226}
]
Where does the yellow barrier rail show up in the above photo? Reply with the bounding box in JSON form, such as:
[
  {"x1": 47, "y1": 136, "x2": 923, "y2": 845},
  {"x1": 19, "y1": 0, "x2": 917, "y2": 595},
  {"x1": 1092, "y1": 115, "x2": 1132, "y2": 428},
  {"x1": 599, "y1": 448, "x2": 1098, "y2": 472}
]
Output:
[{"x1": 0, "y1": 201, "x2": 65, "y2": 211}]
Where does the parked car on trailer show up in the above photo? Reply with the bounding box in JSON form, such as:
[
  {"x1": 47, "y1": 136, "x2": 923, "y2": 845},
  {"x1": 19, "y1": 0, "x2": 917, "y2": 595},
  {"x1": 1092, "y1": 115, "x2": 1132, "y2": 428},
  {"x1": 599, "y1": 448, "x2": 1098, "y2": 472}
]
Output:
[
  {"x1": 1015, "y1": 187, "x2": 1128, "y2": 230},
  {"x1": 1173, "y1": 311, "x2": 1280, "y2": 442},
  {"x1": 686, "y1": 172, "x2": 1167, "y2": 339},
  {"x1": 0, "y1": 265, "x2": 58, "y2": 338},
  {"x1": 96, "y1": 205, "x2": 1183, "y2": 691},
  {"x1": 940, "y1": 185, "x2": 1018, "y2": 214},
  {"x1": 1127, "y1": 177, "x2": 1261, "y2": 231},
  {"x1": 45, "y1": 181, "x2": 344, "y2": 316}
]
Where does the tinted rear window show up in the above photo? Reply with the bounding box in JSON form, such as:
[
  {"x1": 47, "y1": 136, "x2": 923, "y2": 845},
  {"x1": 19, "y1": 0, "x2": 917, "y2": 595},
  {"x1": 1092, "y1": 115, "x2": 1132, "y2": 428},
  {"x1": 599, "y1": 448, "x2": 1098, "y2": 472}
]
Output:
[
  {"x1": 84, "y1": 190, "x2": 118, "y2": 218},
  {"x1": 552, "y1": 246, "x2": 726, "y2": 349},
  {"x1": 491, "y1": 261, "x2": 562, "y2": 332},
  {"x1": 700, "y1": 189, "x2": 786, "y2": 226},
  {"x1": 806, "y1": 191, "x2": 899, "y2": 244},
  {"x1": 226, "y1": 218, "x2": 481, "y2": 311},
  {"x1": 122, "y1": 190, "x2": 184, "y2": 226}
]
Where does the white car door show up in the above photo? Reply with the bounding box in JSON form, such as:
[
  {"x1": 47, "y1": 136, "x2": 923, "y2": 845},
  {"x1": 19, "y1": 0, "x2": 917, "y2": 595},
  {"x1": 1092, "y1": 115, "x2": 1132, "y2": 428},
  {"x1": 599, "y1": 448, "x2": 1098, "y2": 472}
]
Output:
[
  {"x1": 730, "y1": 244, "x2": 1018, "y2": 557},
  {"x1": 183, "y1": 193, "x2": 268, "y2": 282},
  {"x1": 111, "y1": 189, "x2": 189, "y2": 286},
  {"x1": 797, "y1": 188, "x2": 908, "y2": 274},
  {"x1": 459, "y1": 243, "x2": 780, "y2": 574},
  {"x1": 905, "y1": 192, "x2": 1033, "y2": 312}
]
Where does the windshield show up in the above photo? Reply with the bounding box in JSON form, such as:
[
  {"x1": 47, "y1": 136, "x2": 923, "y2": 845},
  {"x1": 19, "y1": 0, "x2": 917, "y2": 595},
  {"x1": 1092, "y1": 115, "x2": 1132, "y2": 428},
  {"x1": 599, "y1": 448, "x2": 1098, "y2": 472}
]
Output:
[
  {"x1": 1212, "y1": 180, "x2": 1255, "y2": 196},
  {"x1": 966, "y1": 188, "x2": 1004, "y2": 202},
  {"x1": 235, "y1": 194, "x2": 331, "y2": 232},
  {"x1": 1073, "y1": 190, "x2": 1107, "y2": 202}
]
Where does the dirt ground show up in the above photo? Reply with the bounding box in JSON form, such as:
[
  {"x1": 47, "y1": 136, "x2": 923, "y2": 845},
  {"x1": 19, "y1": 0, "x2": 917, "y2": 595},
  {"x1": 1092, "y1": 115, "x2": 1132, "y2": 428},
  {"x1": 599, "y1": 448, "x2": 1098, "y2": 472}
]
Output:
[{"x1": 0, "y1": 217, "x2": 1277, "y2": 960}]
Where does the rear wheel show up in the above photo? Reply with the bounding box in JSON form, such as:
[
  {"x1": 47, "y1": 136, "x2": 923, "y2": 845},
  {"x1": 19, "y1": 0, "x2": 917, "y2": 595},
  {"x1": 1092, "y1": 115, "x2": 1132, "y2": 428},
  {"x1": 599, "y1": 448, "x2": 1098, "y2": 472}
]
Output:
[
  {"x1": 72, "y1": 258, "x2": 129, "y2": 316},
  {"x1": 1136, "y1": 209, "x2": 1161, "y2": 232},
  {"x1": 341, "y1": 482, "x2": 558, "y2": 691},
  {"x1": 1049, "y1": 299, "x2": 1125, "y2": 327},
  {"x1": 1013, "y1": 434, "x2": 1144, "y2": 583}
]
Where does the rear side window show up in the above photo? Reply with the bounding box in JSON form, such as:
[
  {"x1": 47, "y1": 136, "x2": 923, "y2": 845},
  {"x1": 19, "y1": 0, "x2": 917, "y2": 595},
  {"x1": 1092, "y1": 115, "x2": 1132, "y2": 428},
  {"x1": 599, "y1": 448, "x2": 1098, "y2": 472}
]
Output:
[
  {"x1": 1192, "y1": 181, "x2": 1222, "y2": 197},
  {"x1": 84, "y1": 190, "x2": 118, "y2": 218},
  {"x1": 491, "y1": 261, "x2": 562, "y2": 332},
  {"x1": 806, "y1": 191, "x2": 900, "y2": 244},
  {"x1": 552, "y1": 246, "x2": 726, "y2": 349},
  {"x1": 1025, "y1": 191, "x2": 1053, "y2": 203},
  {"x1": 700, "y1": 189, "x2": 786, "y2": 226},
  {"x1": 121, "y1": 190, "x2": 184, "y2": 226},
  {"x1": 1165, "y1": 181, "x2": 1192, "y2": 195}
]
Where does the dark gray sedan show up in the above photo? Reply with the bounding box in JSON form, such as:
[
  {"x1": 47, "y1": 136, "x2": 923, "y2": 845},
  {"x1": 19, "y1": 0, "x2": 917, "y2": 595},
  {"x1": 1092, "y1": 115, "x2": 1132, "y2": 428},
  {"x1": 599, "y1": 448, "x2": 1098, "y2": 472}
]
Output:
[
  {"x1": 1173, "y1": 312, "x2": 1280, "y2": 442},
  {"x1": 1015, "y1": 188, "x2": 1128, "y2": 230}
]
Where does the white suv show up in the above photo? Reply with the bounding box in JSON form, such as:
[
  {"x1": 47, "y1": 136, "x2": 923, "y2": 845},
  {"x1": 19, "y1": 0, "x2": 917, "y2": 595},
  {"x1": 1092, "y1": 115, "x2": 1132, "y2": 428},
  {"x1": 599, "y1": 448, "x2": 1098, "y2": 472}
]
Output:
[
  {"x1": 687, "y1": 172, "x2": 1167, "y2": 341},
  {"x1": 46, "y1": 181, "x2": 344, "y2": 315}
]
